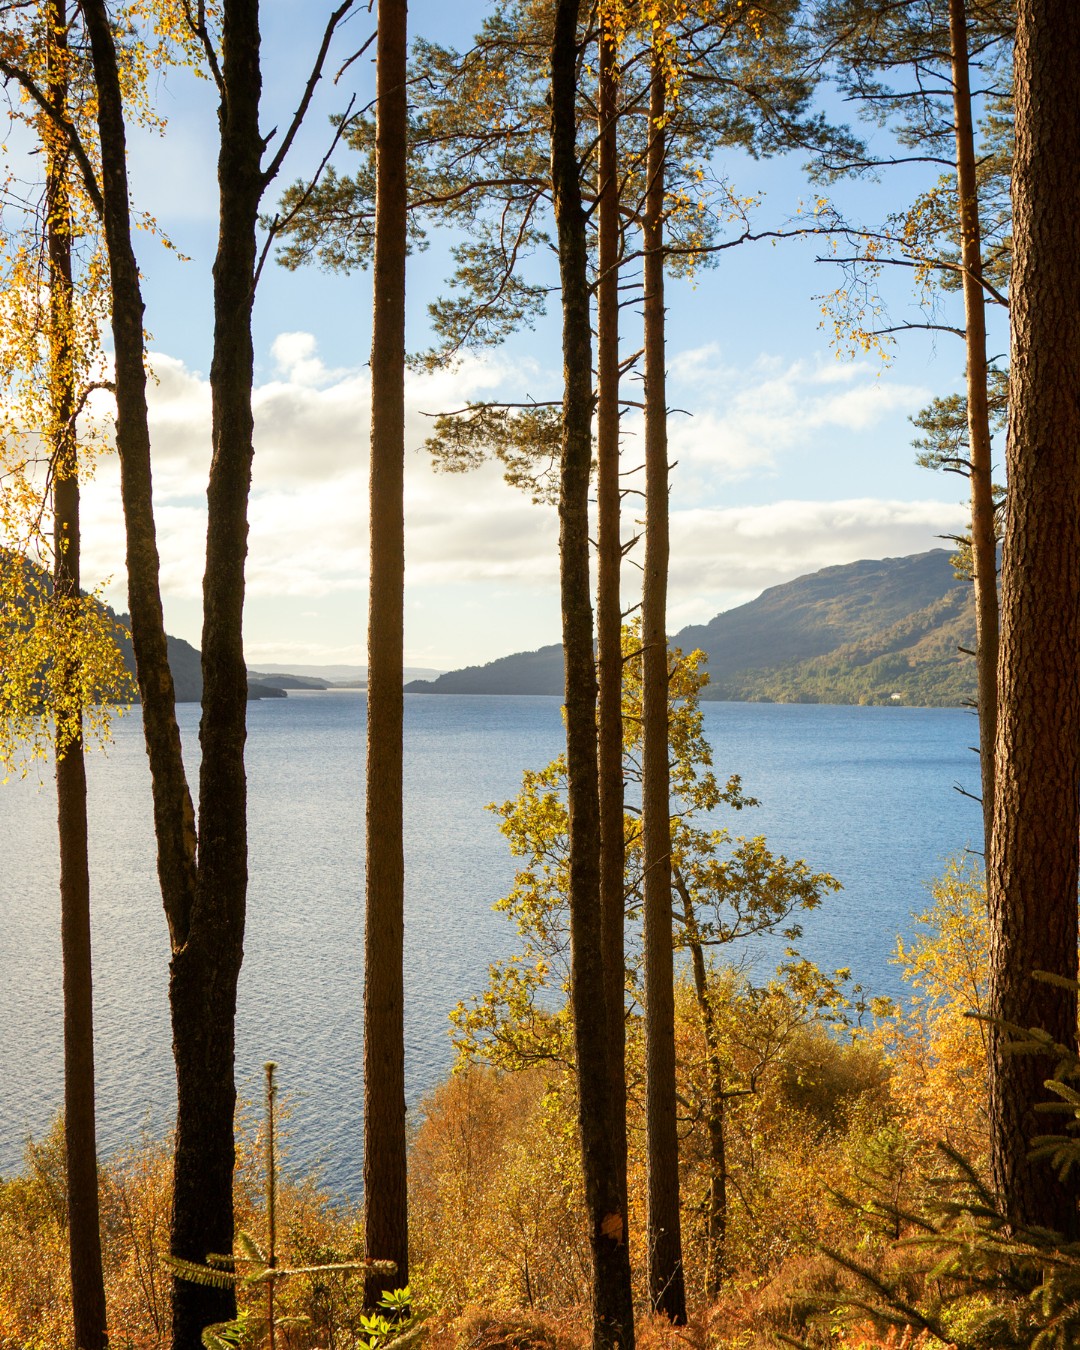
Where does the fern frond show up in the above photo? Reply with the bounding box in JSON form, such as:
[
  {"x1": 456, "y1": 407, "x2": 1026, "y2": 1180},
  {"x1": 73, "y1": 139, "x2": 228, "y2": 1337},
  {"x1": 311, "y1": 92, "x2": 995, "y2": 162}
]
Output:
[
  {"x1": 260, "y1": 1259, "x2": 366, "y2": 1280},
  {"x1": 235, "y1": 1229, "x2": 267, "y2": 1266},
  {"x1": 201, "y1": 1325, "x2": 243, "y2": 1350},
  {"x1": 163, "y1": 1253, "x2": 238, "y2": 1290},
  {"x1": 382, "y1": 1319, "x2": 428, "y2": 1350}
]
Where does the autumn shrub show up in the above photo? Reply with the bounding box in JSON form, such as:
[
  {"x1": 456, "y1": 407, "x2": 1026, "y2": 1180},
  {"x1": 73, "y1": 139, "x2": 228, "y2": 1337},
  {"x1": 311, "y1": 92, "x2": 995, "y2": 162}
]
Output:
[
  {"x1": 98, "y1": 1134, "x2": 174, "y2": 1345},
  {"x1": 428, "y1": 1306, "x2": 587, "y2": 1350},
  {"x1": 414, "y1": 965, "x2": 904, "y2": 1323},
  {"x1": 875, "y1": 856, "x2": 989, "y2": 1165},
  {"x1": 0, "y1": 1119, "x2": 72, "y2": 1349},
  {"x1": 0, "y1": 1105, "x2": 369, "y2": 1350},
  {"x1": 410, "y1": 1066, "x2": 589, "y2": 1317},
  {"x1": 775, "y1": 1027, "x2": 892, "y2": 1131}
]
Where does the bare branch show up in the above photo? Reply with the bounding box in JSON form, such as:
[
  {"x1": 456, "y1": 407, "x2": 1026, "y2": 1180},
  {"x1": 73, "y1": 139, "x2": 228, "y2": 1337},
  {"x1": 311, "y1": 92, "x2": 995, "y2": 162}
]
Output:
[
  {"x1": 254, "y1": 93, "x2": 357, "y2": 293},
  {"x1": 261, "y1": 1, "x2": 359, "y2": 191}
]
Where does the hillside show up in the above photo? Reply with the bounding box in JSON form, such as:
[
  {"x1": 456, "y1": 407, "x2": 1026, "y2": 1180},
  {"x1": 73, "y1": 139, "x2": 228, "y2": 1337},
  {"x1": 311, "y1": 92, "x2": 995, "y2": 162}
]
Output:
[
  {"x1": 113, "y1": 619, "x2": 204, "y2": 703},
  {"x1": 404, "y1": 643, "x2": 565, "y2": 696},
  {"x1": 404, "y1": 550, "x2": 979, "y2": 707}
]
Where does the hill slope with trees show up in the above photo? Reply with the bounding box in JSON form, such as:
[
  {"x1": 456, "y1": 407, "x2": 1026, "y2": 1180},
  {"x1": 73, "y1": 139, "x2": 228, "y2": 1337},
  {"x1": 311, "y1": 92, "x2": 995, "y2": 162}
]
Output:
[{"x1": 404, "y1": 550, "x2": 976, "y2": 706}]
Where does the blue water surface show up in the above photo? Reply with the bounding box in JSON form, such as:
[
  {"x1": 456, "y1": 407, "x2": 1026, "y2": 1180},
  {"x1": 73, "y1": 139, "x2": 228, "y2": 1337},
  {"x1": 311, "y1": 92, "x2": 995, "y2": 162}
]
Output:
[{"x1": 0, "y1": 693, "x2": 981, "y2": 1195}]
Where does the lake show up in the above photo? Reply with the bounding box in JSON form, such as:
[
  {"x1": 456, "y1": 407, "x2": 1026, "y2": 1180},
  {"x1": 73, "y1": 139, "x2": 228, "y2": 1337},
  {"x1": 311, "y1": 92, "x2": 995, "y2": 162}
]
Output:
[{"x1": 0, "y1": 692, "x2": 982, "y2": 1196}]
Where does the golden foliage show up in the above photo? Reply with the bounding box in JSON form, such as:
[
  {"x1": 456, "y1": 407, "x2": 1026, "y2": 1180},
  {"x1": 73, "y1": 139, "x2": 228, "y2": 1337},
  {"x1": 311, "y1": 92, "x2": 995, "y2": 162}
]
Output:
[
  {"x1": 0, "y1": 1103, "x2": 376, "y2": 1350},
  {"x1": 410, "y1": 1068, "x2": 590, "y2": 1316},
  {"x1": 876, "y1": 857, "x2": 990, "y2": 1165},
  {"x1": 0, "y1": 560, "x2": 134, "y2": 771}
]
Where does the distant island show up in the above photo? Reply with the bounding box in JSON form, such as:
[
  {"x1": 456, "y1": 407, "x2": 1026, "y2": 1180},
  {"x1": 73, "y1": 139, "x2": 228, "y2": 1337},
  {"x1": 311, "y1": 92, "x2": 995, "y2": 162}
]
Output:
[
  {"x1": 111, "y1": 628, "x2": 443, "y2": 703},
  {"x1": 404, "y1": 549, "x2": 979, "y2": 707}
]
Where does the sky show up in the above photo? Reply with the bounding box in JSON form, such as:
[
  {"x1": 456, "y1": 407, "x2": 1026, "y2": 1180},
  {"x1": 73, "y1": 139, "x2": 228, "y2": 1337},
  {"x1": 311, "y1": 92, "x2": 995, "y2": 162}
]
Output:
[{"x1": 62, "y1": 0, "x2": 1001, "y2": 671}]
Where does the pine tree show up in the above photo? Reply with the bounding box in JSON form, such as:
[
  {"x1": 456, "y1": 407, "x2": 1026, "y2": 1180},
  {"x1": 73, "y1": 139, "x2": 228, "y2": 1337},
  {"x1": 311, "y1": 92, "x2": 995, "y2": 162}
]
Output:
[
  {"x1": 987, "y1": 0, "x2": 1080, "y2": 1238},
  {"x1": 364, "y1": 0, "x2": 410, "y2": 1310},
  {"x1": 809, "y1": 0, "x2": 1012, "y2": 858},
  {"x1": 551, "y1": 3, "x2": 635, "y2": 1344}
]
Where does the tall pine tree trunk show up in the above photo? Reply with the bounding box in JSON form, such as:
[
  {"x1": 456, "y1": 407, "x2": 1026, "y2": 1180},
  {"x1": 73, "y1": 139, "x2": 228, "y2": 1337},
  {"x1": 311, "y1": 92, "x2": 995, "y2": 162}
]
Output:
[
  {"x1": 363, "y1": 0, "x2": 410, "y2": 1306},
  {"x1": 551, "y1": 4, "x2": 634, "y2": 1346},
  {"x1": 78, "y1": 21, "x2": 203, "y2": 1335},
  {"x1": 48, "y1": 6, "x2": 107, "y2": 1341},
  {"x1": 595, "y1": 3, "x2": 628, "y2": 1214},
  {"x1": 948, "y1": 0, "x2": 998, "y2": 860},
  {"x1": 641, "y1": 51, "x2": 686, "y2": 1326},
  {"x1": 988, "y1": 0, "x2": 1080, "y2": 1238}
]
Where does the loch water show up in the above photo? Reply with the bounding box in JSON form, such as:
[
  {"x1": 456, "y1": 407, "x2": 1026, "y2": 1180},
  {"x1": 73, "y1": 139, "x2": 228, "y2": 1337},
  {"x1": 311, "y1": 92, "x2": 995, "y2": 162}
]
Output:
[{"x1": 0, "y1": 691, "x2": 982, "y2": 1195}]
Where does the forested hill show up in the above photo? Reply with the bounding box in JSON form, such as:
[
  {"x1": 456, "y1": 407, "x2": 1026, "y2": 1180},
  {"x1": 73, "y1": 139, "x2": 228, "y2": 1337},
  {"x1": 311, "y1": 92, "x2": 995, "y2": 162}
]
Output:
[
  {"x1": 404, "y1": 549, "x2": 979, "y2": 707},
  {"x1": 403, "y1": 642, "x2": 565, "y2": 696},
  {"x1": 113, "y1": 619, "x2": 204, "y2": 703}
]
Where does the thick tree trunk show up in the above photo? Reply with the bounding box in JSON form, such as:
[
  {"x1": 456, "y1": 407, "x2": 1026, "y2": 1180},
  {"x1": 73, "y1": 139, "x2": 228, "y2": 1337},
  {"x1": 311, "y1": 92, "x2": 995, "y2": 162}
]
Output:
[
  {"x1": 595, "y1": 6, "x2": 628, "y2": 1214},
  {"x1": 641, "y1": 53, "x2": 686, "y2": 1326},
  {"x1": 85, "y1": 3, "x2": 351, "y2": 1340},
  {"x1": 948, "y1": 0, "x2": 998, "y2": 861},
  {"x1": 988, "y1": 0, "x2": 1080, "y2": 1238},
  {"x1": 550, "y1": 5, "x2": 634, "y2": 1347},
  {"x1": 170, "y1": 3, "x2": 267, "y2": 1343},
  {"x1": 48, "y1": 8, "x2": 107, "y2": 1340},
  {"x1": 363, "y1": 0, "x2": 409, "y2": 1307}
]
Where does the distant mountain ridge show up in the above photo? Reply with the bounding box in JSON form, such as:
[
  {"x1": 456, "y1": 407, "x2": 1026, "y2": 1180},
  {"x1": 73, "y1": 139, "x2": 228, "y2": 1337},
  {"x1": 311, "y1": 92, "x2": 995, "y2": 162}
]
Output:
[
  {"x1": 404, "y1": 644, "x2": 565, "y2": 697},
  {"x1": 404, "y1": 550, "x2": 978, "y2": 707}
]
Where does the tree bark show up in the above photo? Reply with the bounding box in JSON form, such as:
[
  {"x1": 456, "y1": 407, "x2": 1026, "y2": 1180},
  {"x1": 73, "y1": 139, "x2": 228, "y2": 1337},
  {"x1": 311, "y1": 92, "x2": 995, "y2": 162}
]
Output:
[
  {"x1": 364, "y1": 0, "x2": 409, "y2": 1307},
  {"x1": 988, "y1": 0, "x2": 1080, "y2": 1238},
  {"x1": 595, "y1": 4, "x2": 628, "y2": 1215},
  {"x1": 641, "y1": 50, "x2": 686, "y2": 1326},
  {"x1": 78, "y1": 0, "x2": 198, "y2": 951},
  {"x1": 550, "y1": 5, "x2": 634, "y2": 1347},
  {"x1": 83, "y1": 3, "x2": 353, "y2": 1340},
  {"x1": 168, "y1": 3, "x2": 267, "y2": 1343},
  {"x1": 48, "y1": 6, "x2": 107, "y2": 1343},
  {"x1": 948, "y1": 0, "x2": 998, "y2": 861}
]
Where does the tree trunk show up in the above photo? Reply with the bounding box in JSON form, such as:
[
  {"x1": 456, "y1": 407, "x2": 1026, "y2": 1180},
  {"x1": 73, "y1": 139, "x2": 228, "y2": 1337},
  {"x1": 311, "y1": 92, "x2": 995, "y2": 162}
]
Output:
[
  {"x1": 364, "y1": 0, "x2": 409, "y2": 1307},
  {"x1": 948, "y1": 0, "x2": 998, "y2": 861},
  {"x1": 550, "y1": 5, "x2": 634, "y2": 1347},
  {"x1": 84, "y1": 3, "x2": 205, "y2": 1328},
  {"x1": 78, "y1": 2, "x2": 198, "y2": 951},
  {"x1": 676, "y1": 875, "x2": 727, "y2": 1300},
  {"x1": 988, "y1": 0, "x2": 1080, "y2": 1238},
  {"x1": 641, "y1": 51, "x2": 686, "y2": 1326},
  {"x1": 595, "y1": 3, "x2": 628, "y2": 1215},
  {"x1": 170, "y1": 3, "x2": 267, "y2": 1343},
  {"x1": 48, "y1": 6, "x2": 107, "y2": 1341},
  {"x1": 84, "y1": 3, "x2": 352, "y2": 1340}
]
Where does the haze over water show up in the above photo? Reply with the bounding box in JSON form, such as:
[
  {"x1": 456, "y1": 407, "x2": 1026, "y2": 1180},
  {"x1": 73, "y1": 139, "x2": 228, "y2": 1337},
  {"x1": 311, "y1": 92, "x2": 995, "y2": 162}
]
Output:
[{"x1": 0, "y1": 691, "x2": 981, "y2": 1197}]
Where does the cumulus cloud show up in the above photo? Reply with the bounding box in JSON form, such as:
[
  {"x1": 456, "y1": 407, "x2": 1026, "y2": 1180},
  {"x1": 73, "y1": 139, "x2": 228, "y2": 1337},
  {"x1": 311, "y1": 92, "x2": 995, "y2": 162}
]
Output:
[
  {"x1": 79, "y1": 339, "x2": 558, "y2": 628},
  {"x1": 661, "y1": 345, "x2": 931, "y2": 482},
  {"x1": 72, "y1": 333, "x2": 962, "y2": 666}
]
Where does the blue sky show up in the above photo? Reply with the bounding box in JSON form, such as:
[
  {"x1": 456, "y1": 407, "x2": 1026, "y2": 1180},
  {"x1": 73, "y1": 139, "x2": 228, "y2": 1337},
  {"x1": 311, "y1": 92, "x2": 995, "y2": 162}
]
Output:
[{"x1": 73, "y1": 0, "x2": 995, "y2": 669}]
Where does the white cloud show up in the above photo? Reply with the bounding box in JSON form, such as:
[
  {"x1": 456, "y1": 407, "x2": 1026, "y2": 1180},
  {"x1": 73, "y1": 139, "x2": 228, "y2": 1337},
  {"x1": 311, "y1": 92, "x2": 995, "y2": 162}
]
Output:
[
  {"x1": 666, "y1": 497, "x2": 968, "y2": 630},
  {"x1": 79, "y1": 339, "x2": 558, "y2": 633},
  {"x1": 69, "y1": 334, "x2": 964, "y2": 667},
  {"x1": 662, "y1": 346, "x2": 931, "y2": 481}
]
